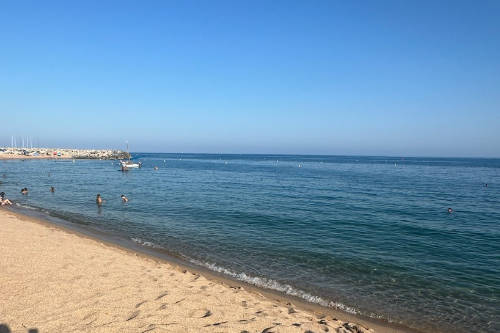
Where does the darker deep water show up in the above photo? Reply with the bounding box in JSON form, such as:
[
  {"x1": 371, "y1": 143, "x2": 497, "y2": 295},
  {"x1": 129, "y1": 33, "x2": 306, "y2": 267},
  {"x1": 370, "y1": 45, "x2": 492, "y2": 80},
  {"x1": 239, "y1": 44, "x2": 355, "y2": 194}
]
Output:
[{"x1": 1, "y1": 154, "x2": 499, "y2": 333}]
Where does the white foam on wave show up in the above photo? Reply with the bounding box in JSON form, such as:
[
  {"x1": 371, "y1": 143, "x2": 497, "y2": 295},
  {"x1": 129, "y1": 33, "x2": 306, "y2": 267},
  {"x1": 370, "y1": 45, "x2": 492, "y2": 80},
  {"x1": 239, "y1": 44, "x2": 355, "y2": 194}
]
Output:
[
  {"x1": 128, "y1": 239, "x2": 379, "y2": 319},
  {"x1": 189, "y1": 258, "x2": 358, "y2": 315},
  {"x1": 14, "y1": 202, "x2": 37, "y2": 210},
  {"x1": 130, "y1": 237, "x2": 162, "y2": 249}
]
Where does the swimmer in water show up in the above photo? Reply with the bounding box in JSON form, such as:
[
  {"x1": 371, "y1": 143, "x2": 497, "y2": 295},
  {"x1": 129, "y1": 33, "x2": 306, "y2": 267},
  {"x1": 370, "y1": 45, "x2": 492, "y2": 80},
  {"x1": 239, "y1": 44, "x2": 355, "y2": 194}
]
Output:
[
  {"x1": 154, "y1": 166, "x2": 159, "y2": 170},
  {"x1": 21, "y1": 187, "x2": 28, "y2": 195},
  {"x1": 50, "y1": 186, "x2": 55, "y2": 193},
  {"x1": 447, "y1": 207, "x2": 453, "y2": 214},
  {"x1": 96, "y1": 194, "x2": 103, "y2": 205},
  {"x1": 121, "y1": 194, "x2": 128, "y2": 203}
]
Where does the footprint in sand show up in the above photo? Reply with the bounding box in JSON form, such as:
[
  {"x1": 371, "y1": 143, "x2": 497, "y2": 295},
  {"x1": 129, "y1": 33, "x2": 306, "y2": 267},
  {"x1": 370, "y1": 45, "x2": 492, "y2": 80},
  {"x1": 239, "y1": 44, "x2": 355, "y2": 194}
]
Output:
[
  {"x1": 155, "y1": 291, "x2": 168, "y2": 300},
  {"x1": 82, "y1": 312, "x2": 98, "y2": 326},
  {"x1": 82, "y1": 312, "x2": 98, "y2": 322},
  {"x1": 189, "y1": 309, "x2": 212, "y2": 318},
  {"x1": 255, "y1": 310, "x2": 267, "y2": 317},
  {"x1": 135, "y1": 300, "x2": 147, "y2": 308},
  {"x1": 203, "y1": 321, "x2": 228, "y2": 327},
  {"x1": 157, "y1": 303, "x2": 168, "y2": 310},
  {"x1": 141, "y1": 324, "x2": 156, "y2": 333},
  {"x1": 238, "y1": 318, "x2": 256, "y2": 324},
  {"x1": 126, "y1": 310, "x2": 140, "y2": 321}
]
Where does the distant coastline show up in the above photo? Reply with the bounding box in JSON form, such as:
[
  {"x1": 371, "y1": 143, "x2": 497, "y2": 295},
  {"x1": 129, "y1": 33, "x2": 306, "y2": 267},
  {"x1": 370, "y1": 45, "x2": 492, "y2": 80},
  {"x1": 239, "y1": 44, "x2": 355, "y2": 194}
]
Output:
[{"x1": 0, "y1": 147, "x2": 129, "y2": 160}]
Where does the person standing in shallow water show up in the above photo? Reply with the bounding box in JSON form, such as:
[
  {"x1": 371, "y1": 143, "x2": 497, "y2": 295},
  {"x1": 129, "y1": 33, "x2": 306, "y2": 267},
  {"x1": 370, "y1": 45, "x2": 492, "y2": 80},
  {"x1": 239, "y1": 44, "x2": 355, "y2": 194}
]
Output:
[
  {"x1": 96, "y1": 194, "x2": 103, "y2": 206},
  {"x1": 121, "y1": 194, "x2": 128, "y2": 203},
  {"x1": 50, "y1": 186, "x2": 55, "y2": 193}
]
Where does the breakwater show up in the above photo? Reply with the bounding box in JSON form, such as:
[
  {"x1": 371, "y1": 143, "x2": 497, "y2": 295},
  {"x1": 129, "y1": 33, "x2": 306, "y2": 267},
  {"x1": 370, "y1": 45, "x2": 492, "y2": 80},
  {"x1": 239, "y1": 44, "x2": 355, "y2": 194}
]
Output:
[{"x1": 0, "y1": 147, "x2": 130, "y2": 160}]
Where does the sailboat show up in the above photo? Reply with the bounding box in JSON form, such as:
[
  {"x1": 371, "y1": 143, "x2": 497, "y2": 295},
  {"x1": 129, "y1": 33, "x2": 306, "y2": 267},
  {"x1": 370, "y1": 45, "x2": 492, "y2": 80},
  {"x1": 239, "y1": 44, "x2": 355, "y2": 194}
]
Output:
[{"x1": 120, "y1": 141, "x2": 142, "y2": 170}]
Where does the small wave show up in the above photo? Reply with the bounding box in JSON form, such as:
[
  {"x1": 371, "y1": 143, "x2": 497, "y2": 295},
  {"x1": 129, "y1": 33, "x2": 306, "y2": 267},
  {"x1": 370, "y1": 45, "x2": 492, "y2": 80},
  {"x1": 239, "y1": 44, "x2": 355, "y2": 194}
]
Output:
[
  {"x1": 189, "y1": 259, "x2": 358, "y2": 315},
  {"x1": 14, "y1": 202, "x2": 37, "y2": 210},
  {"x1": 131, "y1": 237, "x2": 162, "y2": 249}
]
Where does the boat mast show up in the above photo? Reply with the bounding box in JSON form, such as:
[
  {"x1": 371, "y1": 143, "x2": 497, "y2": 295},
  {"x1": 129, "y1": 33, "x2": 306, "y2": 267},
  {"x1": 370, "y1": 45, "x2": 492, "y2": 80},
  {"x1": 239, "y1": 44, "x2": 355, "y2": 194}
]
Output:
[{"x1": 126, "y1": 140, "x2": 130, "y2": 161}]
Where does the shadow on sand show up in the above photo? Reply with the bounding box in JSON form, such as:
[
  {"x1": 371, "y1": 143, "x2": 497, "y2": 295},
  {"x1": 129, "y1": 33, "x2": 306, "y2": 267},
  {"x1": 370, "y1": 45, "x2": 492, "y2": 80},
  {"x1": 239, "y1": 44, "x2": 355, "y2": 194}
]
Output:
[{"x1": 0, "y1": 324, "x2": 38, "y2": 333}]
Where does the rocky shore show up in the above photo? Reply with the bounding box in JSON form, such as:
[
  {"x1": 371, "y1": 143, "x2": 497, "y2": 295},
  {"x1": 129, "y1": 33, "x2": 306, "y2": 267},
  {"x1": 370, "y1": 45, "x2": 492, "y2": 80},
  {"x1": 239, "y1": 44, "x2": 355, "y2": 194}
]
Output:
[{"x1": 0, "y1": 147, "x2": 130, "y2": 160}]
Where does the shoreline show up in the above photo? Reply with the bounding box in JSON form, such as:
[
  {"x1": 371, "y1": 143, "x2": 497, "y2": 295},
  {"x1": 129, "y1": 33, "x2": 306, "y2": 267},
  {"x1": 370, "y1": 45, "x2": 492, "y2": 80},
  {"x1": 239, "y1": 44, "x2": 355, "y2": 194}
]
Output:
[
  {"x1": 0, "y1": 206, "x2": 421, "y2": 333},
  {"x1": 0, "y1": 155, "x2": 71, "y2": 160}
]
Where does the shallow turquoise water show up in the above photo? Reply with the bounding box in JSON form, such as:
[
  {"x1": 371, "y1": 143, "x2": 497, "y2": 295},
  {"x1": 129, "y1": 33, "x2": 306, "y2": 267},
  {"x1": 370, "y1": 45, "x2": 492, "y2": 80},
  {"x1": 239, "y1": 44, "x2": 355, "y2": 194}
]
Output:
[{"x1": 1, "y1": 154, "x2": 499, "y2": 332}]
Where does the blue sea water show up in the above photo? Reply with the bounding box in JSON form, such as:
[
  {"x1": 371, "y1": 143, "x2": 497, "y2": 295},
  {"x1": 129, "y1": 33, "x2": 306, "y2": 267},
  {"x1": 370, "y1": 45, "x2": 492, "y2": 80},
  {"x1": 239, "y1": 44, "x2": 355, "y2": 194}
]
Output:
[{"x1": 1, "y1": 154, "x2": 499, "y2": 333}]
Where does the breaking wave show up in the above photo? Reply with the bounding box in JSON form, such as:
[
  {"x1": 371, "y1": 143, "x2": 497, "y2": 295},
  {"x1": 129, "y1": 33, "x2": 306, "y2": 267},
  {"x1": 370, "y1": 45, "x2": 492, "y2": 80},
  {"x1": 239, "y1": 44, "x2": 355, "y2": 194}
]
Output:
[
  {"x1": 189, "y1": 258, "x2": 359, "y2": 315},
  {"x1": 130, "y1": 237, "x2": 163, "y2": 249}
]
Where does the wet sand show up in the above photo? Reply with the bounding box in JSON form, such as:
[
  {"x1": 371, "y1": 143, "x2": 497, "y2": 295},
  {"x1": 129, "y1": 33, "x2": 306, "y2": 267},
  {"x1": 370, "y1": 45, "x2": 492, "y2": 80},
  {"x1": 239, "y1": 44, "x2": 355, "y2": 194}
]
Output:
[{"x1": 0, "y1": 208, "x2": 414, "y2": 333}]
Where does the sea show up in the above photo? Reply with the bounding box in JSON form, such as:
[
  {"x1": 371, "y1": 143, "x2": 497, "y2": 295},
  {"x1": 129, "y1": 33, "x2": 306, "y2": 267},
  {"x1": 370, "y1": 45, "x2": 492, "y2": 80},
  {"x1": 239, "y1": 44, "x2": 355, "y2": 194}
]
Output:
[{"x1": 1, "y1": 153, "x2": 498, "y2": 333}]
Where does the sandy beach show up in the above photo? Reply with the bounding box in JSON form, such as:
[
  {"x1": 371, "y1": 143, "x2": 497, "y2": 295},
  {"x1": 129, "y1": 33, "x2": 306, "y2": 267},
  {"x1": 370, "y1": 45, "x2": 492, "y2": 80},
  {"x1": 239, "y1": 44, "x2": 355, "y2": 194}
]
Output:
[{"x1": 0, "y1": 208, "x2": 393, "y2": 333}]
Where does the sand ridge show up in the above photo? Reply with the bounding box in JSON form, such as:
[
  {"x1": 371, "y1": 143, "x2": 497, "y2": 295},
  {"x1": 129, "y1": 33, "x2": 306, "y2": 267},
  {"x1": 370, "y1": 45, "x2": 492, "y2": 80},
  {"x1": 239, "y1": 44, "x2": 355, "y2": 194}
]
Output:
[{"x1": 0, "y1": 209, "x2": 374, "y2": 333}]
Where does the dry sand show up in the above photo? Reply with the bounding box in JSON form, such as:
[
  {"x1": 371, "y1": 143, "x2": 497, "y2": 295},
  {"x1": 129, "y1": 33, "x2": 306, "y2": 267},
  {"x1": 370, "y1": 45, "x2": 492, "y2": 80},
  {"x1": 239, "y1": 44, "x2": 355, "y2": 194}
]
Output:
[{"x1": 0, "y1": 209, "x2": 389, "y2": 333}]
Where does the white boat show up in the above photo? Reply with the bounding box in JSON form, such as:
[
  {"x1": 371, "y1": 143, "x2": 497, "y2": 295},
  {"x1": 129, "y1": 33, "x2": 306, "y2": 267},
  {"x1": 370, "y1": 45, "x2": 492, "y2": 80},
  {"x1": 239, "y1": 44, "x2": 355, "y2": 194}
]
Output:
[
  {"x1": 120, "y1": 160, "x2": 142, "y2": 169},
  {"x1": 119, "y1": 141, "x2": 142, "y2": 170}
]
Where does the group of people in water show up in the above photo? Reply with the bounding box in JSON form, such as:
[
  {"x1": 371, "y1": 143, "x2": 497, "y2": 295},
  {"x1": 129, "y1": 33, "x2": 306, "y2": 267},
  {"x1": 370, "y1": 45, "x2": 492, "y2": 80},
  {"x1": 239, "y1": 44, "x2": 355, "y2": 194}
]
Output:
[
  {"x1": 0, "y1": 187, "x2": 29, "y2": 205},
  {"x1": 0, "y1": 176, "x2": 490, "y2": 211},
  {"x1": 0, "y1": 185, "x2": 460, "y2": 213},
  {"x1": 0, "y1": 186, "x2": 129, "y2": 207},
  {"x1": 95, "y1": 193, "x2": 128, "y2": 206}
]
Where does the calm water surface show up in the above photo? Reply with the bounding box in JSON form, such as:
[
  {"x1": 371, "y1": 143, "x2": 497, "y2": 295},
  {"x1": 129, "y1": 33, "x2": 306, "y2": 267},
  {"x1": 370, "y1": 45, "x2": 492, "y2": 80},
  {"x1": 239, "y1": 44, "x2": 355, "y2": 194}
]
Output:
[{"x1": 1, "y1": 154, "x2": 499, "y2": 332}]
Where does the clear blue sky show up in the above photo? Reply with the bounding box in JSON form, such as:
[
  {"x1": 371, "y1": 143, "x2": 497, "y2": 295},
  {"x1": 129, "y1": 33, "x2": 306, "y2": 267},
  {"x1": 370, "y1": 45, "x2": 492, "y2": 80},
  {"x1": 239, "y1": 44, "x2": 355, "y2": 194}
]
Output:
[{"x1": 1, "y1": 0, "x2": 499, "y2": 157}]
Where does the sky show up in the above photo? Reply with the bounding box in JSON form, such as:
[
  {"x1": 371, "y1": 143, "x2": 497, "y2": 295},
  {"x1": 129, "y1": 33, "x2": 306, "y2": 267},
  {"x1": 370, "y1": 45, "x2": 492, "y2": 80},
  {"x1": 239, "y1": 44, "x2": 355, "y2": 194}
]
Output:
[{"x1": 1, "y1": 0, "x2": 499, "y2": 157}]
